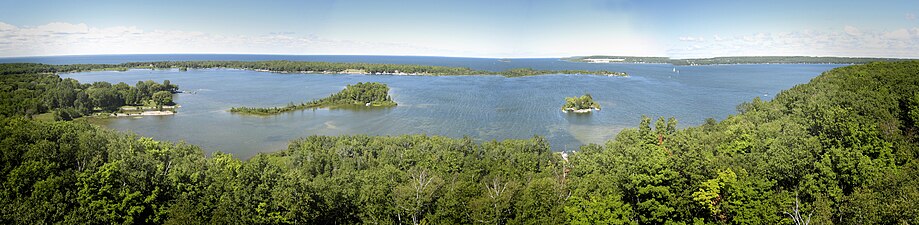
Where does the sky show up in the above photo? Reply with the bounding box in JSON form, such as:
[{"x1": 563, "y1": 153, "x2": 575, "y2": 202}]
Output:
[{"x1": 0, "y1": 0, "x2": 917, "y2": 58}]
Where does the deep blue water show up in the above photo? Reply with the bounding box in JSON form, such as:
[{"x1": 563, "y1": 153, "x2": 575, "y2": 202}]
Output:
[{"x1": 3, "y1": 55, "x2": 843, "y2": 158}]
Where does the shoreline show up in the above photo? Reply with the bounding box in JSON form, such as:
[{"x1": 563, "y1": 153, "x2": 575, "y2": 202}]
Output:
[
  {"x1": 562, "y1": 107, "x2": 600, "y2": 113},
  {"x1": 111, "y1": 105, "x2": 180, "y2": 117},
  {"x1": 250, "y1": 68, "x2": 627, "y2": 77},
  {"x1": 253, "y1": 68, "x2": 438, "y2": 76},
  {"x1": 113, "y1": 110, "x2": 175, "y2": 117}
]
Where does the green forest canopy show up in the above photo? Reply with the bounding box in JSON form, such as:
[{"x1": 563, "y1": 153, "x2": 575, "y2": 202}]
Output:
[
  {"x1": 0, "y1": 61, "x2": 918, "y2": 224},
  {"x1": 230, "y1": 82, "x2": 397, "y2": 116}
]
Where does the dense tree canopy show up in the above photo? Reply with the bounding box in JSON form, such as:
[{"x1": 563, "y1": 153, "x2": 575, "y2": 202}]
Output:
[{"x1": 0, "y1": 61, "x2": 918, "y2": 224}]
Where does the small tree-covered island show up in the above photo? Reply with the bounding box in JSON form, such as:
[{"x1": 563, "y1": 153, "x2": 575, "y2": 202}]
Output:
[
  {"x1": 562, "y1": 93, "x2": 601, "y2": 113},
  {"x1": 230, "y1": 82, "x2": 396, "y2": 115}
]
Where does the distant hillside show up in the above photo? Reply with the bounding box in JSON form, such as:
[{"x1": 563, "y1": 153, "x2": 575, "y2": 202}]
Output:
[
  {"x1": 564, "y1": 56, "x2": 672, "y2": 64},
  {"x1": 566, "y1": 55, "x2": 912, "y2": 65},
  {"x1": 671, "y1": 56, "x2": 909, "y2": 65}
]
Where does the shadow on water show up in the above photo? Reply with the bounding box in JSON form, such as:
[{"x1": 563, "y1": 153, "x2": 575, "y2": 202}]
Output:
[
  {"x1": 564, "y1": 111, "x2": 597, "y2": 122},
  {"x1": 328, "y1": 105, "x2": 397, "y2": 112}
]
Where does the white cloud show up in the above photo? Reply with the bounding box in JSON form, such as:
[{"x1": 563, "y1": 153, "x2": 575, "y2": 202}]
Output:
[
  {"x1": 2, "y1": 21, "x2": 917, "y2": 59},
  {"x1": 883, "y1": 28, "x2": 913, "y2": 40},
  {"x1": 678, "y1": 36, "x2": 705, "y2": 42},
  {"x1": 0, "y1": 22, "x2": 15, "y2": 31},
  {"x1": 844, "y1": 25, "x2": 862, "y2": 36},
  {"x1": 908, "y1": 13, "x2": 917, "y2": 21},
  {"x1": 669, "y1": 26, "x2": 919, "y2": 58},
  {"x1": 0, "y1": 21, "x2": 465, "y2": 57}
]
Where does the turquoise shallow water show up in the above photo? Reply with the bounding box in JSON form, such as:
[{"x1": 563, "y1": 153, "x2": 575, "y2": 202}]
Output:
[{"x1": 27, "y1": 55, "x2": 841, "y2": 158}]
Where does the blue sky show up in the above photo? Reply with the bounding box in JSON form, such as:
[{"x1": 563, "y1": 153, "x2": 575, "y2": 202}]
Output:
[{"x1": 0, "y1": 0, "x2": 917, "y2": 58}]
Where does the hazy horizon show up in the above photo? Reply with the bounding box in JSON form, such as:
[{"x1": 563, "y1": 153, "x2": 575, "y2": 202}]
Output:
[{"x1": 2, "y1": 53, "x2": 917, "y2": 61}]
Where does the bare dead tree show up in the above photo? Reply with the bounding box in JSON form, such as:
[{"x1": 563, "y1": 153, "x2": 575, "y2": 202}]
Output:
[
  {"x1": 783, "y1": 194, "x2": 814, "y2": 225},
  {"x1": 396, "y1": 169, "x2": 440, "y2": 225},
  {"x1": 472, "y1": 176, "x2": 509, "y2": 225}
]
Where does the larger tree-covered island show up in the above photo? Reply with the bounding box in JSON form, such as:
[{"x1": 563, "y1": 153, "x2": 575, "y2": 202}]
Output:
[{"x1": 229, "y1": 82, "x2": 396, "y2": 115}]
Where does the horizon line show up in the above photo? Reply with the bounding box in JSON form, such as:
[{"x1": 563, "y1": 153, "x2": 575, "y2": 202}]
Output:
[{"x1": 1, "y1": 53, "x2": 917, "y2": 61}]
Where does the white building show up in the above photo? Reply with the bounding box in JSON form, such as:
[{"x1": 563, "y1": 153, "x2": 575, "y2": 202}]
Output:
[{"x1": 583, "y1": 58, "x2": 625, "y2": 63}]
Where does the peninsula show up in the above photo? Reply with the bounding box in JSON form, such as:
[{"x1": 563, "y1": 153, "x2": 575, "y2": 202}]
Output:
[
  {"x1": 562, "y1": 93, "x2": 601, "y2": 113},
  {"x1": 229, "y1": 82, "x2": 396, "y2": 115}
]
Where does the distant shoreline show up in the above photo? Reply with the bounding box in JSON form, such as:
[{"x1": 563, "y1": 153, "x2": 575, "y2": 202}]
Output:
[
  {"x1": 3, "y1": 60, "x2": 626, "y2": 78},
  {"x1": 564, "y1": 55, "x2": 913, "y2": 65},
  {"x1": 250, "y1": 68, "x2": 629, "y2": 77}
]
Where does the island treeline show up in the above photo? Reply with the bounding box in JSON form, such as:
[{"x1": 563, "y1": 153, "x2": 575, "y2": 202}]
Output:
[
  {"x1": 230, "y1": 82, "x2": 396, "y2": 115},
  {"x1": 0, "y1": 72, "x2": 178, "y2": 121},
  {"x1": 1, "y1": 61, "x2": 918, "y2": 224},
  {"x1": 567, "y1": 55, "x2": 909, "y2": 65}
]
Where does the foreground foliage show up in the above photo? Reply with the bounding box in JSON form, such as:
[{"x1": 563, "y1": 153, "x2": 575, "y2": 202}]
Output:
[
  {"x1": 1, "y1": 61, "x2": 918, "y2": 224},
  {"x1": 229, "y1": 82, "x2": 396, "y2": 115}
]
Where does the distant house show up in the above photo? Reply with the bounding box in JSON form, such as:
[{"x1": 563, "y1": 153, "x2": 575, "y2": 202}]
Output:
[{"x1": 583, "y1": 58, "x2": 625, "y2": 63}]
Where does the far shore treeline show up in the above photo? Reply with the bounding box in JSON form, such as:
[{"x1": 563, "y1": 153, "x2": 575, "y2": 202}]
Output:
[
  {"x1": 0, "y1": 61, "x2": 627, "y2": 77},
  {"x1": 0, "y1": 61, "x2": 918, "y2": 224}
]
